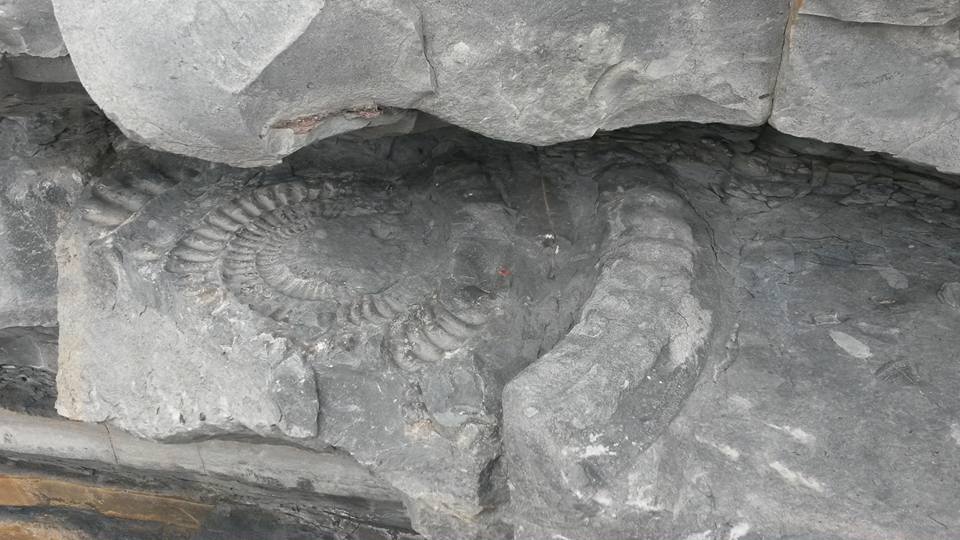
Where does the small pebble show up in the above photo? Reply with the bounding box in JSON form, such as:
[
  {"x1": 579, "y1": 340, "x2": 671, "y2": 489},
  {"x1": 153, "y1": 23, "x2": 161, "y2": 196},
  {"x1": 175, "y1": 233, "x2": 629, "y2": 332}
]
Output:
[{"x1": 811, "y1": 312, "x2": 842, "y2": 326}]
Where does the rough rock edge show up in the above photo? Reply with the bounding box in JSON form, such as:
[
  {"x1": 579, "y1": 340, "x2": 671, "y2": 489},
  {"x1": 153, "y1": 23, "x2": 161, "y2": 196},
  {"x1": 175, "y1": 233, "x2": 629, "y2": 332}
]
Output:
[{"x1": 503, "y1": 183, "x2": 726, "y2": 538}]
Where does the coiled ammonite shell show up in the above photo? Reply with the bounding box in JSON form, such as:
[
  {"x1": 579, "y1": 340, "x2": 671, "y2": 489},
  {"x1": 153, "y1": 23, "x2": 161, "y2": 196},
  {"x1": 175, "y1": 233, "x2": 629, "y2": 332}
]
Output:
[{"x1": 165, "y1": 179, "x2": 443, "y2": 332}]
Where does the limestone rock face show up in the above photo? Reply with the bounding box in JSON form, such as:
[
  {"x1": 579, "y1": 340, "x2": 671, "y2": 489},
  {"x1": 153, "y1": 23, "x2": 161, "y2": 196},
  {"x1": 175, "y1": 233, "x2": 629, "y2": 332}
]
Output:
[
  {"x1": 55, "y1": 159, "x2": 324, "y2": 441},
  {"x1": 771, "y1": 9, "x2": 960, "y2": 174},
  {"x1": 54, "y1": 129, "x2": 603, "y2": 537},
  {"x1": 51, "y1": 0, "x2": 789, "y2": 166},
  {"x1": 0, "y1": 0, "x2": 65, "y2": 57},
  {"x1": 41, "y1": 112, "x2": 960, "y2": 539},
  {"x1": 801, "y1": 0, "x2": 960, "y2": 25}
]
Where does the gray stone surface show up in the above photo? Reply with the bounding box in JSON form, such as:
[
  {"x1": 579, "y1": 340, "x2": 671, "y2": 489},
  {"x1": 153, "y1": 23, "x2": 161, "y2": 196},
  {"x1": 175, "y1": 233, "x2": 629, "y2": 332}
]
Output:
[
  {"x1": 939, "y1": 282, "x2": 960, "y2": 310},
  {"x1": 0, "y1": 365, "x2": 56, "y2": 416},
  {"x1": 56, "y1": 167, "x2": 326, "y2": 442},
  {"x1": 6, "y1": 0, "x2": 953, "y2": 180},
  {"x1": 51, "y1": 0, "x2": 789, "y2": 166},
  {"x1": 0, "y1": 55, "x2": 91, "y2": 116},
  {"x1": 0, "y1": 0, "x2": 65, "y2": 57},
  {"x1": 35, "y1": 0, "x2": 960, "y2": 180},
  {"x1": 55, "y1": 128, "x2": 602, "y2": 537},
  {"x1": 0, "y1": 407, "x2": 405, "y2": 511},
  {"x1": 0, "y1": 157, "x2": 81, "y2": 327},
  {"x1": 504, "y1": 184, "x2": 723, "y2": 538},
  {"x1": 415, "y1": 0, "x2": 787, "y2": 144},
  {"x1": 771, "y1": 12, "x2": 960, "y2": 174},
  {"x1": 0, "y1": 409, "x2": 413, "y2": 535},
  {"x1": 0, "y1": 326, "x2": 57, "y2": 371},
  {"x1": 0, "y1": 83, "x2": 949, "y2": 539},
  {"x1": 0, "y1": 109, "x2": 109, "y2": 328},
  {"x1": 52, "y1": 0, "x2": 434, "y2": 167},
  {"x1": 50, "y1": 121, "x2": 960, "y2": 539},
  {"x1": 0, "y1": 408, "x2": 116, "y2": 463},
  {"x1": 6, "y1": 54, "x2": 78, "y2": 83},
  {"x1": 801, "y1": 0, "x2": 960, "y2": 25},
  {"x1": 0, "y1": 326, "x2": 58, "y2": 417}
]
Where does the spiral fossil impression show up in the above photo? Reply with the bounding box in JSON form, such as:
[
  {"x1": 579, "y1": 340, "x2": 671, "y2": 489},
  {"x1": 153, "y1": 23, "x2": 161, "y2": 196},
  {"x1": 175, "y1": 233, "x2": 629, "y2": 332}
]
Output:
[{"x1": 164, "y1": 180, "x2": 427, "y2": 330}]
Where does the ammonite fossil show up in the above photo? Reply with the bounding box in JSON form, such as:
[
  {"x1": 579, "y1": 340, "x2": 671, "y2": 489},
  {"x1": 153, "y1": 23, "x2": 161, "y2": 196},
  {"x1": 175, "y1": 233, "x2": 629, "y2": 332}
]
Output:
[{"x1": 164, "y1": 179, "x2": 454, "y2": 336}]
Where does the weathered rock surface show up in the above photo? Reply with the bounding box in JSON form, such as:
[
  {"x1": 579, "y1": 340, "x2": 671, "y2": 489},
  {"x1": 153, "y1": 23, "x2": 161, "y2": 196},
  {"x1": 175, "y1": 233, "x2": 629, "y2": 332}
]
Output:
[
  {"x1": 51, "y1": 0, "x2": 789, "y2": 166},
  {"x1": 34, "y1": 0, "x2": 960, "y2": 179},
  {"x1": 415, "y1": 0, "x2": 787, "y2": 144},
  {"x1": 48, "y1": 117, "x2": 960, "y2": 539},
  {"x1": 801, "y1": 0, "x2": 960, "y2": 25},
  {"x1": 5, "y1": 54, "x2": 78, "y2": 83},
  {"x1": 0, "y1": 0, "x2": 65, "y2": 57},
  {"x1": 0, "y1": 107, "x2": 109, "y2": 328},
  {"x1": 0, "y1": 55, "x2": 90, "y2": 115},
  {"x1": 55, "y1": 128, "x2": 602, "y2": 537},
  {"x1": 52, "y1": 0, "x2": 435, "y2": 167},
  {"x1": 771, "y1": 10, "x2": 960, "y2": 174},
  {"x1": 504, "y1": 184, "x2": 723, "y2": 539},
  {"x1": 0, "y1": 407, "x2": 415, "y2": 538},
  {"x1": 0, "y1": 156, "x2": 79, "y2": 328},
  {"x1": 0, "y1": 326, "x2": 58, "y2": 417},
  {"x1": 652, "y1": 126, "x2": 960, "y2": 540},
  {"x1": 0, "y1": 70, "x2": 947, "y2": 540}
]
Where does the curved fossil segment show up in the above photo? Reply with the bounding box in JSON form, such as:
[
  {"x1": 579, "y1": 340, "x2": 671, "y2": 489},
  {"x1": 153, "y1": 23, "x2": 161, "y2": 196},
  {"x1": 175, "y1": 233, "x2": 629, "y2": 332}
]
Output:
[
  {"x1": 383, "y1": 299, "x2": 483, "y2": 372},
  {"x1": 78, "y1": 169, "x2": 181, "y2": 230},
  {"x1": 165, "y1": 179, "x2": 436, "y2": 331},
  {"x1": 503, "y1": 186, "x2": 719, "y2": 537}
]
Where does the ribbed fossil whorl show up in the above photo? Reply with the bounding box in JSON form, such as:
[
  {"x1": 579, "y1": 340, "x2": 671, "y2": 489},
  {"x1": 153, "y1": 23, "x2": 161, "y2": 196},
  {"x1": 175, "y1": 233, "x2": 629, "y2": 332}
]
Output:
[{"x1": 165, "y1": 179, "x2": 435, "y2": 330}]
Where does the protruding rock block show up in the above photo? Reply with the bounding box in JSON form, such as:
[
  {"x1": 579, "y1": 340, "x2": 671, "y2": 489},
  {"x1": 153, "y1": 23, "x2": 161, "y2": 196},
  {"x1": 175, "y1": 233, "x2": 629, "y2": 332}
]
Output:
[
  {"x1": 52, "y1": 0, "x2": 435, "y2": 166},
  {"x1": 771, "y1": 12, "x2": 960, "y2": 174},
  {"x1": 415, "y1": 0, "x2": 788, "y2": 145},
  {"x1": 51, "y1": 0, "x2": 789, "y2": 165}
]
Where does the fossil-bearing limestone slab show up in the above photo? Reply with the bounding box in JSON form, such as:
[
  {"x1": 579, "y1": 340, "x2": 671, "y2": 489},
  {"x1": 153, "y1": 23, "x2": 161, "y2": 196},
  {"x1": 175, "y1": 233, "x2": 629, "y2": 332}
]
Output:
[
  {"x1": 771, "y1": 13, "x2": 960, "y2": 174},
  {"x1": 43, "y1": 106, "x2": 960, "y2": 539},
  {"x1": 55, "y1": 135, "x2": 603, "y2": 537},
  {"x1": 51, "y1": 0, "x2": 789, "y2": 166}
]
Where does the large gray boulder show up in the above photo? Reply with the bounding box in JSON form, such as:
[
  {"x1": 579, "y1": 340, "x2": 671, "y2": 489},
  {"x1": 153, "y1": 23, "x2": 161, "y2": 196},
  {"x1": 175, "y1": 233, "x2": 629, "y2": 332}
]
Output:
[
  {"x1": 0, "y1": 0, "x2": 65, "y2": 57},
  {"x1": 52, "y1": 0, "x2": 437, "y2": 167},
  {"x1": 51, "y1": 0, "x2": 790, "y2": 166},
  {"x1": 414, "y1": 0, "x2": 788, "y2": 144},
  {"x1": 771, "y1": 10, "x2": 960, "y2": 174}
]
